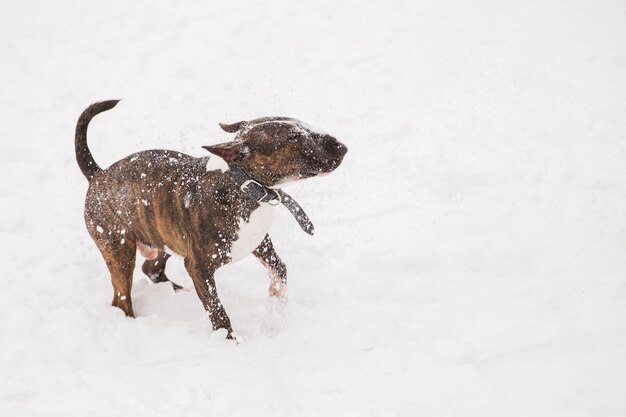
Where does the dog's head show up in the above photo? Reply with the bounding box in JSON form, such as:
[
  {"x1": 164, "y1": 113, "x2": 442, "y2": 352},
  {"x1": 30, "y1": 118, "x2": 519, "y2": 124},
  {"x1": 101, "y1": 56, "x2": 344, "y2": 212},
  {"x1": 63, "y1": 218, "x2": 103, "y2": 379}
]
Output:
[{"x1": 203, "y1": 117, "x2": 348, "y2": 187}]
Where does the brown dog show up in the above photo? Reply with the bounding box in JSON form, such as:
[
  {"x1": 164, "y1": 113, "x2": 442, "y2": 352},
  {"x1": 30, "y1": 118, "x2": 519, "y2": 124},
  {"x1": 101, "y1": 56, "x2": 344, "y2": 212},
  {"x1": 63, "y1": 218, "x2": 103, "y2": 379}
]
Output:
[{"x1": 75, "y1": 100, "x2": 347, "y2": 338}]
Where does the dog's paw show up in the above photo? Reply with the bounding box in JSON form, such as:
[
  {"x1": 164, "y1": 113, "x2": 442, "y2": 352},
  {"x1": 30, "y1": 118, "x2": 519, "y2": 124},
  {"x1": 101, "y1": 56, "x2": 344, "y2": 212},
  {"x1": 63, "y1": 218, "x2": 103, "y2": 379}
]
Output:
[
  {"x1": 210, "y1": 328, "x2": 239, "y2": 343},
  {"x1": 269, "y1": 281, "x2": 288, "y2": 303}
]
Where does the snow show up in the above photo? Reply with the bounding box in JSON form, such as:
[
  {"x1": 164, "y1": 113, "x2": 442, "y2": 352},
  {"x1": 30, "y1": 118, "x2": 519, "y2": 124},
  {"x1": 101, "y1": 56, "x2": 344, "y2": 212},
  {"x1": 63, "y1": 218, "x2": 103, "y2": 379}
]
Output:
[
  {"x1": 183, "y1": 192, "x2": 192, "y2": 208},
  {"x1": 2, "y1": 0, "x2": 626, "y2": 416}
]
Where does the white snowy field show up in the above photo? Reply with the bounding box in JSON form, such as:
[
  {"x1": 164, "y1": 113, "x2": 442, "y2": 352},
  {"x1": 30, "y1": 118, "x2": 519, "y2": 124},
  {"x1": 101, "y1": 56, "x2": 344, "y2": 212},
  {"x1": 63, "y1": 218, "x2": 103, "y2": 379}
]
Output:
[{"x1": 2, "y1": 0, "x2": 626, "y2": 415}]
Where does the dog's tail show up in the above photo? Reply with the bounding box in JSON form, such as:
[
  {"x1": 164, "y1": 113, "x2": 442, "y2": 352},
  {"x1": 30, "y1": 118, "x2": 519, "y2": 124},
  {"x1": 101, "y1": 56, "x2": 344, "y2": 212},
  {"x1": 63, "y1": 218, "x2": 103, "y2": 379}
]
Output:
[{"x1": 75, "y1": 100, "x2": 120, "y2": 180}]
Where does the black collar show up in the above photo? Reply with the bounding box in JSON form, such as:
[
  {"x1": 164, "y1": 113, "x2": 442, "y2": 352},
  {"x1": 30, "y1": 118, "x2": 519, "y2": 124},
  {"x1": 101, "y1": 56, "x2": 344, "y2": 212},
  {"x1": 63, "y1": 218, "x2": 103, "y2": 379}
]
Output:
[{"x1": 228, "y1": 164, "x2": 314, "y2": 235}]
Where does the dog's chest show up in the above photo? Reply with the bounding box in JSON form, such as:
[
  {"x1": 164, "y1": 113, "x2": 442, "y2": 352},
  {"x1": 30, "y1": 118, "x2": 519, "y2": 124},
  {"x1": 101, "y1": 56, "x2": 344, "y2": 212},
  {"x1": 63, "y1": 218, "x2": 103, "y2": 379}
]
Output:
[{"x1": 229, "y1": 203, "x2": 275, "y2": 263}]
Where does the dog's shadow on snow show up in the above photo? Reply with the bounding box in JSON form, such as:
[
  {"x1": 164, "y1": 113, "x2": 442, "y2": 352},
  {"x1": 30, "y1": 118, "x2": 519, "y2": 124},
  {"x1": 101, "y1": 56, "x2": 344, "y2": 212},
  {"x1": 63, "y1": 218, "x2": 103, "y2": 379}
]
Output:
[
  {"x1": 132, "y1": 278, "x2": 203, "y2": 322},
  {"x1": 129, "y1": 264, "x2": 287, "y2": 338}
]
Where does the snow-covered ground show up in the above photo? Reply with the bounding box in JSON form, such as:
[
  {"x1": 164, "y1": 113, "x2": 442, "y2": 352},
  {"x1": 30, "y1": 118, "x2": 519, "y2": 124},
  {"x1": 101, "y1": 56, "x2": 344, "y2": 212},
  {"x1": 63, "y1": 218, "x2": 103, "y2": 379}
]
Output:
[{"x1": 2, "y1": 0, "x2": 626, "y2": 415}]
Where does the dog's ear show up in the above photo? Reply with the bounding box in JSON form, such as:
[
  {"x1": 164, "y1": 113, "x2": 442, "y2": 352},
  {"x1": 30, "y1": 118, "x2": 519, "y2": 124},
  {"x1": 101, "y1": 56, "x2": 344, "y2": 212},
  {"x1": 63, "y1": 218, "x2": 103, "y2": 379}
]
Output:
[
  {"x1": 219, "y1": 121, "x2": 246, "y2": 133},
  {"x1": 202, "y1": 142, "x2": 244, "y2": 163}
]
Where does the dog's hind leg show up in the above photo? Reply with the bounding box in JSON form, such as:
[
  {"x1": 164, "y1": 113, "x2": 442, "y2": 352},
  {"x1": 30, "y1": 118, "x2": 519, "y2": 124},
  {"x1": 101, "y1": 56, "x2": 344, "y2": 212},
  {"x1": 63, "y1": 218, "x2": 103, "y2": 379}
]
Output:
[
  {"x1": 141, "y1": 251, "x2": 185, "y2": 292},
  {"x1": 253, "y1": 234, "x2": 287, "y2": 302},
  {"x1": 95, "y1": 237, "x2": 137, "y2": 318}
]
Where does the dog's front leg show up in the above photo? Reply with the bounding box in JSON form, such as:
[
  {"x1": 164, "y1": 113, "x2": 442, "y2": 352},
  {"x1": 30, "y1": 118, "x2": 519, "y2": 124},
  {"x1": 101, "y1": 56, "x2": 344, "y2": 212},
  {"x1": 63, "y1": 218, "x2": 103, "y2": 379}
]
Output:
[
  {"x1": 183, "y1": 254, "x2": 233, "y2": 338},
  {"x1": 253, "y1": 234, "x2": 288, "y2": 302}
]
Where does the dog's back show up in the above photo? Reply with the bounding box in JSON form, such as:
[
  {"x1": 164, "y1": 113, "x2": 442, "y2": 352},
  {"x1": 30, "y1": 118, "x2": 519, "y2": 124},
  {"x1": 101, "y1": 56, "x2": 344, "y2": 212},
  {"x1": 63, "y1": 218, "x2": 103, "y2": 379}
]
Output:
[{"x1": 84, "y1": 149, "x2": 251, "y2": 258}]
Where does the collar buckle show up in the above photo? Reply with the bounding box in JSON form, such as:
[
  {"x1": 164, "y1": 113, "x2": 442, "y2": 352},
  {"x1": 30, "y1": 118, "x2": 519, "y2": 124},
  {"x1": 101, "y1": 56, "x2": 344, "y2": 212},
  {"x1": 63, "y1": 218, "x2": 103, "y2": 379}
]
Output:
[
  {"x1": 230, "y1": 164, "x2": 312, "y2": 234},
  {"x1": 240, "y1": 179, "x2": 266, "y2": 201},
  {"x1": 240, "y1": 179, "x2": 281, "y2": 205}
]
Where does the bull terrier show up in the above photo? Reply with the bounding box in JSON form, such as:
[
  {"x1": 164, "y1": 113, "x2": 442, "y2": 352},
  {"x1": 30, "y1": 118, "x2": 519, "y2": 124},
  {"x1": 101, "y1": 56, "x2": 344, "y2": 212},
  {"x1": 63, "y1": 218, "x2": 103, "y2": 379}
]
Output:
[{"x1": 75, "y1": 100, "x2": 347, "y2": 339}]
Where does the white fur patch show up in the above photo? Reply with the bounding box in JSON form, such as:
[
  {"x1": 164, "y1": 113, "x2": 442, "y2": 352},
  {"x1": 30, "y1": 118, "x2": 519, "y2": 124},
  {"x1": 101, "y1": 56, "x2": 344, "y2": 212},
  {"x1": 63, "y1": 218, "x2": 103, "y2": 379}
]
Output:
[
  {"x1": 205, "y1": 155, "x2": 229, "y2": 173},
  {"x1": 229, "y1": 203, "x2": 275, "y2": 263}
]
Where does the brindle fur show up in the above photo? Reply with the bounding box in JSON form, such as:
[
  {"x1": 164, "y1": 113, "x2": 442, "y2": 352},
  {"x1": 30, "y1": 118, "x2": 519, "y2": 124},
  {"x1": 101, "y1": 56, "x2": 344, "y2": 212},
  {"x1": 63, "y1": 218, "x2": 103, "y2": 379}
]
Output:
[
  {"x1": 76, "y1": 100, "x2": 347, "y2": 339},
  {"x1": 253, "y1": 234, "x2": 288, "y2": 300}
]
